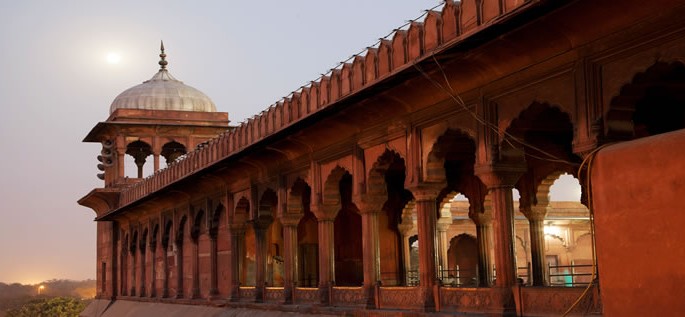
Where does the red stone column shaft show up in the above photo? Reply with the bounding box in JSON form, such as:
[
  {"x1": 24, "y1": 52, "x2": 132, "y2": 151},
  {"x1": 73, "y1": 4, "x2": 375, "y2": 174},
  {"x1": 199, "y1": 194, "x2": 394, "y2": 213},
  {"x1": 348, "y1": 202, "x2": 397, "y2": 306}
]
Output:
[
  {"x1": 149, "y1": 244, "x2": 157, "y2": 297},
  {"x1": 282, "y1": 223, "x2": 298, "y2": 303},
  {"x1": 317, "y1": 219, "x2": 335, "y2": 286},
  {"x1": 191, "y1": 238, "x2": 200, "y2": 298},
  {"x1": 209, "y1": 236, "x2": 219, "y2": 297},
  {"x1": 360, "y1": 205, "x2": 380, "y2": 308},
  {"x1": 317, "y1": 218, "x2": 335, "y2": 304},
  {"x1": 121, "y1": 248, "x2": 128, "y2": 296},
  {"x1": 117, "y1": 148, "x2": 125, "y2": 181},
  {"x1": 529, "y1": 216, "x2": 547, "y2": 286},
  {"x1": 470, "y1": 212, "x2": 494, "y2": 286},
  {"x1": 254, "y1": 223, "x2": 269, "y2": 302},
  {"x1": 436, "y1": 222, "x2": 450, "y2": 279},
  {"x1": 162, "y1": 243, "x2": 169, "y2": 298},
  {"x1": 175, "y1": 240, "x2": 184, "y2": 298},
  {"x1": 362, "y1": 212, "x2": 380, "y2": 286},
  {"x1": 139, "y1": 246, "x2": 146, "y2": 297},
  {"x1": 130, "y1": 249, "x2": 136, "y2": 296},
  {"x1": 477, "y1": 223, "x2": 494, "y2": 286},
  {"x1": 414, "y1": 193, "x2": 438, "y2": 312},
  {"x1": 400, "y1": 233, "x2": 412, "y2": 285},
  {"x1": 490, "y1": 186, "x2": 518, "y2": 287},
  {"x1": 228, "y1": 226, "x2": 244, "y2": 301}
]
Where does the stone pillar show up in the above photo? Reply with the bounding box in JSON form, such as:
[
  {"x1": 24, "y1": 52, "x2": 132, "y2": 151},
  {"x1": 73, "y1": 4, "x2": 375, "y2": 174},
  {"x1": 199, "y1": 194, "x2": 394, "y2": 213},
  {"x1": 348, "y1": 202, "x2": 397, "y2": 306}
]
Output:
[
  {"x1": 175, "y1": 239, "x2": 184, "y2": 299},
  {"x1": 228, "y1": 224, "x2": 245, "y2": 301},
  {"x1": 153, "y1": 154, "x2": 160, "y2": 172},
  {"x1": 436, "y1": 219, "x2": 451, "y2": 280},
  {"x1": 161, "y1": 242, "x2": 169, "y2": 298},
  {"x1": 208, "y1": 234, "x2": 219, "y2": 298},
  {"x1": 121, "y1": 247, "x2": 128, "y2": 296},
  {"x1": 191, "y1": 236, "x2": 201, "y2": 299},
  {"x1": 317, "y1": 217, "x2": 335, "y2": 304},
  {"x1": 130, "y1": 247, "x2": 136, "y2": 296},
  {"x1": 133, "y1": 153, "x2": 147, "y2": 179},
  {"x1": 522, "y1": 205, "x2": 549, "y2": 286},
  {"x1": 281, "y1": 214, "x2": 302, "y2": 304},
  {"x1": 139, "y1": 242, "x2": 146, "y2": 297},
  {"x1": 149, "y1": 241, "x2": 157, "y2": 298},
  {"x1": 359, "y1": 199, "x2": 382, "y2": 308},
  {"x1": 476, "y1": 164, "x2": 524, "y2": 315},
  {"x1": 254, "y1": 219, "x2": 272, "y2": 302},
  {"x1": 412, "y1": 188, "x2": 439, "y2": 312},
  {"x1": 117, "y1": 148, "x2": 125, "y2": 181},
  {"x1": 469, "y1": 211, "x2": 494, "y2": 287},
  {"x1": 397, "y1": 224, "x2": 413, "y2": 286},
  {"x1": 476, "y1": 167, "x2": 523, "y2": 288}
]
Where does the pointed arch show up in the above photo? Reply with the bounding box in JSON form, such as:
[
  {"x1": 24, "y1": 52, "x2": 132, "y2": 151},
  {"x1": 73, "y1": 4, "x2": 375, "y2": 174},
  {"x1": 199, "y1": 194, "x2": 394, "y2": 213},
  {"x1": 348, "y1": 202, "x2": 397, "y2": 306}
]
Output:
[
  {"x1": 287, "y1": 178, "x2": 310, "y2": 216},
  {"x1": 447, "y1": 233, "x2": 478, "y2": 287},
  {"x1": 607, "y1": 61, "x2": 685, "y2": 140},
  {"x1": 322, "y1": 166, "x2": 351, "y2": 210},
  {"x1": 191, "y1": 209, "x2": 206, "y2": 242},
  {"x1": 426, "y1": 128, "x2": 476, "y2": 184},
  {"x1": 161, "y1": 141, "x2": 187, "y2": 164}
]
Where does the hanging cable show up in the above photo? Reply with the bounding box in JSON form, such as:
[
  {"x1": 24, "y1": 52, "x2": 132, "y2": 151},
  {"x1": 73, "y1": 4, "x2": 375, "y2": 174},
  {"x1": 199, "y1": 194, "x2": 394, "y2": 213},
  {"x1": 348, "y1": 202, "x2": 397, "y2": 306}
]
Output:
[
  {"x1": 412, "y1": 55, "x2": 580, "y2": 167},
  {"x1": 560, "y1": 143, "x2": 614, "y2": 316}
]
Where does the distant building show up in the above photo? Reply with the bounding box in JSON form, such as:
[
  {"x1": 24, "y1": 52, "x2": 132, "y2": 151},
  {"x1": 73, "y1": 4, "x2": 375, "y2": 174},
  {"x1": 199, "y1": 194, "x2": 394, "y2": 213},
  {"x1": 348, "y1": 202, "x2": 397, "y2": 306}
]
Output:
[{"x1": 79, "y1": 1, "x2": 685, "y2": 316}]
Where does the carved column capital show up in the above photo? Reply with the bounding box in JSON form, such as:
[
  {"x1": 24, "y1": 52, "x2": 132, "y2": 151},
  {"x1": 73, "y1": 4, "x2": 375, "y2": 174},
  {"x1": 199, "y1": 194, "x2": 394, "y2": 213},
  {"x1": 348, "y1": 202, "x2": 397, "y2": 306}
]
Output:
[
  {"x1": 312, "y1": 203, "x2": 339, "y2": 221},
  {"x1": 397, "y1": 223, "x2": 414, "y2": 236},
  {"x1": 252, "y1": 217, "x2": 273, "y2": 231},
  {"x1": 469, "y1": 211, "x2": 493, "y2": 226},
  {"x1": 228, "y1": 222, "x2": 246, "y2": 234},
  {"x1": 409, "y1": 184, "x2": 441, "y2": 202},
  {"x1": 436, "y1": 217, "x2": 452, "y2": 231},
  {"x1": 522, "y1": 205, "x2": 549, "y2": 221},
  {"x1": 280, "y1": 213, "x2": 303, "y2": 227},
  {"x1": 475, "y1": 163, "x2": 526, "y2": 189},
  {"x1": 357, "y1": 195, "x2": 385, "y2": 214}
]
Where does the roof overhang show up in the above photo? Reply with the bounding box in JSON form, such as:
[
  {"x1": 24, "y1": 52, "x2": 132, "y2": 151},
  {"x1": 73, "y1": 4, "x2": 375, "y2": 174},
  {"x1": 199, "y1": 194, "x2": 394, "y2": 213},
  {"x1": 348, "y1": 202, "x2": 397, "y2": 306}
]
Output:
[{"x1": 78, "y1": 188, "x2": 122, "y2": 218}]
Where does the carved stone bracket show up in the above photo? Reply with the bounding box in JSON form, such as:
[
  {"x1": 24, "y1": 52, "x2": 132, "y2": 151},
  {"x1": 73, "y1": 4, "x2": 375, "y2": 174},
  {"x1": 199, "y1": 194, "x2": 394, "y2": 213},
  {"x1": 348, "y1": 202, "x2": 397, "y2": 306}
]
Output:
[
  {"x1": 409, "y1": 184, "x2": 442, "y2": 202},
  {"x1": 475, "y1": 163, "x2": 526, "y2": 189},
  {"x1": 469, "y1": 210, "x2": 493, "y2": 225},
  {"x1": 522, "y1": 205, "x2": 549, "y2": 221}
]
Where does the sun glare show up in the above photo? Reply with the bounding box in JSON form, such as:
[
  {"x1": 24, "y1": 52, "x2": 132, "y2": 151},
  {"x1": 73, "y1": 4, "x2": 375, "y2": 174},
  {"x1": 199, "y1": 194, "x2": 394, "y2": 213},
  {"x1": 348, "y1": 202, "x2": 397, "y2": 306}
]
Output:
[{"x1": 106, "y1": 52, "x2": 122, "y2": 64}]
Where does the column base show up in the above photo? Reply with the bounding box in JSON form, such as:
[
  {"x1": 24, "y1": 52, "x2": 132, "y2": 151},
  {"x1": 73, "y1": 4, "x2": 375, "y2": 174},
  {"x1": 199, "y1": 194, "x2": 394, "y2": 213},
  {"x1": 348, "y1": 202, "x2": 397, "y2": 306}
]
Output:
[
  {"x1": 487, "y1": 287, "x2": 517, "y2": 316},
  {"x1": 317, "y1": 284, "x2": 330, "y2": 305}
]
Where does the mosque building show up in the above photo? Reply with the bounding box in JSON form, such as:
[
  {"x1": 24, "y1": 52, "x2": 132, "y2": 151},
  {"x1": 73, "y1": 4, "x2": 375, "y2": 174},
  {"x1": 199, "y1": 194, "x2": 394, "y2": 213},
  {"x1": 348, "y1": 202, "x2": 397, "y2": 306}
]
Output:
[{"x1": 79, "y1": 0, "x2": 685, "y2": 316}]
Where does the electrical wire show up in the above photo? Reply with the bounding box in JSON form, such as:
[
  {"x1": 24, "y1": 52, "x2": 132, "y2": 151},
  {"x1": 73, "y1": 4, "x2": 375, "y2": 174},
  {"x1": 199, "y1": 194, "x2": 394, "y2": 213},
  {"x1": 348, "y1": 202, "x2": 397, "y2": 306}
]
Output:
[
  {"x1": 561, "y1": 143, "x2": 614, "y2": 316},
  {"x1": 265, "y1": 2, "x2": 445, "y2": 110},
  {"x1": 422, "y1": 55, "x2": 580, "y2": 167}
]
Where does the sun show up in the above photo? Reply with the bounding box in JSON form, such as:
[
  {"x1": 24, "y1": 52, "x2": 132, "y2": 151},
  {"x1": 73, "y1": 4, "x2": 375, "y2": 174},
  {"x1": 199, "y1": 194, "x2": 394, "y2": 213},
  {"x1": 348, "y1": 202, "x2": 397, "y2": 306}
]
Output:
[{"x1": 106, "y1": 52, "x2": 122, "y2": 64}]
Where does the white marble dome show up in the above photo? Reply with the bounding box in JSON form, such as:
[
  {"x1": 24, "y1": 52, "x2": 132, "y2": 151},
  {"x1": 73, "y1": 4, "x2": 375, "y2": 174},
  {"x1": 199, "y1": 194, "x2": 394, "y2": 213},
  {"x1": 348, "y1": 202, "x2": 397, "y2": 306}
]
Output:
[{"x1": 109, "y1": 46, "x2": 216, "y2": 114}]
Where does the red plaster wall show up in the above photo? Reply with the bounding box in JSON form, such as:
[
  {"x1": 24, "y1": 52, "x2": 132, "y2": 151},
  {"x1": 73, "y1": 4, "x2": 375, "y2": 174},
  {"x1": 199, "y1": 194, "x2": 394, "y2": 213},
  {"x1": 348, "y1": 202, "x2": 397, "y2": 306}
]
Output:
[{"x1": 592, "y1": 129, "x2": 685, "y2": 317}]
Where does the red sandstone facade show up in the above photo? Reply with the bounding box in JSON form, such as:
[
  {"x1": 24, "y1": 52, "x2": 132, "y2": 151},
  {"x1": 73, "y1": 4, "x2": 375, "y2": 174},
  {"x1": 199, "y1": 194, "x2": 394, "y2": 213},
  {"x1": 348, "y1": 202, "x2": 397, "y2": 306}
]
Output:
[{"x1": 79, "y1": 0, "x2": 685, "y2": 316}]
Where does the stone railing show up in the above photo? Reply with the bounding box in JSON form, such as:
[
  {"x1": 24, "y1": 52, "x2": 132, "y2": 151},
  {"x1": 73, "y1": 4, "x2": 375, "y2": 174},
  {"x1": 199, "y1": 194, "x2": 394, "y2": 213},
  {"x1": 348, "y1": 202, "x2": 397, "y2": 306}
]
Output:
[
  {"x1": 377, "y1": 286, "x2": 424, "y2": 310},
  {"x1": 439, "y1": 287, "x2": 496, "y2": 313},
  {"x1": 264, "y1": 287, "x2": 285, "y2": 303},
  {"x1": 116, "y1": 0, "x2": 530, "y2": 209},
  {"x1": 293, "y1": 287, "x2": 319, "y2": 304},
  {"x1": 238, "y1": 286, "x2": 256, "y2": 302},
  {"x1": 330, "y1": 286, "x2": 366, "y2": 307},
  {"x1": 518, "y1": 286, "x2": 602, "y2": 316}
]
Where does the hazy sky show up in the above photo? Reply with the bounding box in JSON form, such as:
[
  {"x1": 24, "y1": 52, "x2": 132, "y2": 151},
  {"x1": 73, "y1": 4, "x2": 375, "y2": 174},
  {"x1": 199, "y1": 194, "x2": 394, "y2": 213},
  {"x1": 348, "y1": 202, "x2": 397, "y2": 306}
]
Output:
[{"x1": 0, "y1": 1, "x2": 580, "y2": 284}]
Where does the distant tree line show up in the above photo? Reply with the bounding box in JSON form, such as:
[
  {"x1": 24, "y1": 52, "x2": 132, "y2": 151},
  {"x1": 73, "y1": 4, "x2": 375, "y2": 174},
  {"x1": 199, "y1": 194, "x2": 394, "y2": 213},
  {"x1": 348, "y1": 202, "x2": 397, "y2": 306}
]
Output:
[
  {"x1": 0, "y1": 279, "x2": 95, "y2": 315},
  {"x1": 5, "y1": 297, "x2": 86, "y2": 317}
]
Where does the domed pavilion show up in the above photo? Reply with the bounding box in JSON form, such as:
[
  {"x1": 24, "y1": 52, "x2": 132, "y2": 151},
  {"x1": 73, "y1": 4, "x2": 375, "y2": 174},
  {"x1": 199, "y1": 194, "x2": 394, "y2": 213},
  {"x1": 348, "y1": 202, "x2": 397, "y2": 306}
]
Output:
[{"x1": 82, "y1": 42, "x2": 231, "y2": 187}]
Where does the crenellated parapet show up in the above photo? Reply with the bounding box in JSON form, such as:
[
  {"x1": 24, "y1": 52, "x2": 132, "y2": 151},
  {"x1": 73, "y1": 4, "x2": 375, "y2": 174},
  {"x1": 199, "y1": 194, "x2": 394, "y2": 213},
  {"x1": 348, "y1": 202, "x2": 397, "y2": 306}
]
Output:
[{"x1": 113, "y1": 0, "x2": 533, "y2": 215}]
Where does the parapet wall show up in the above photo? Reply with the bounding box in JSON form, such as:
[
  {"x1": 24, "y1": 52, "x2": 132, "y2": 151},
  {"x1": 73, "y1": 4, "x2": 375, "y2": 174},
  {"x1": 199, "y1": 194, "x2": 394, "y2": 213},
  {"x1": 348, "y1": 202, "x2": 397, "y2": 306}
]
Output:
[
  {"x1": 116, "y1": 0, "x2": 532, "y2": 211},
  {"x1": 592, "y1": 129, "x2": 685, "y2": 316}
]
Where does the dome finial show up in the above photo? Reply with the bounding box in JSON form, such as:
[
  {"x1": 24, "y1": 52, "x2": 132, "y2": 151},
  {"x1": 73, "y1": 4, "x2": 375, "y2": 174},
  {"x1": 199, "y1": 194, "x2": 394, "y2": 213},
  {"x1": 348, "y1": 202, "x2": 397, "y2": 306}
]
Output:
[{"x1": 159, "y1": 40, "x2": 168, "y2": 70}]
